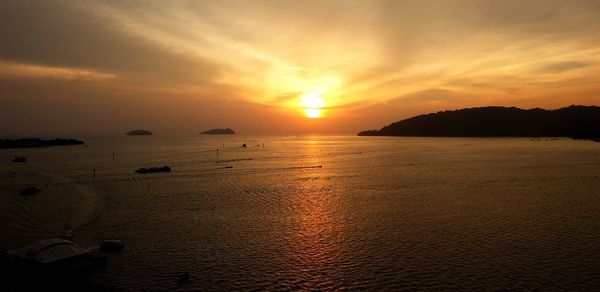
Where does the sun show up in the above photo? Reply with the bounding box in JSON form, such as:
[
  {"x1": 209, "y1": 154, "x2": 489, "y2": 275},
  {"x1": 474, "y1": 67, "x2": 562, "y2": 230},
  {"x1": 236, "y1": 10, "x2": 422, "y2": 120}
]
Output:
[
  {"x1": 299, "y1": 93, "x2": 325, "y2": 109},
  {"x1": 304, "y1": 108, "x2": 321, "y2": 118},
  {"x1": 299, "y1": 89, "x2": 326, "y2": 119}
]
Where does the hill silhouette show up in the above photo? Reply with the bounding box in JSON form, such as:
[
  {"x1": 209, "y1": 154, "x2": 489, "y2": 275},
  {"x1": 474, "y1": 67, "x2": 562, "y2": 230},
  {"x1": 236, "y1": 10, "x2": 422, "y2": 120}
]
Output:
[
  {"x1": 126, "y1": 130, "x2": 152, "y2": 135},
  {"x1": 358, "y1": 105, "x2": 600, "y2": 138},
  {"x1": 200, "y1": 128, "x2": 235, "y2": 134}
]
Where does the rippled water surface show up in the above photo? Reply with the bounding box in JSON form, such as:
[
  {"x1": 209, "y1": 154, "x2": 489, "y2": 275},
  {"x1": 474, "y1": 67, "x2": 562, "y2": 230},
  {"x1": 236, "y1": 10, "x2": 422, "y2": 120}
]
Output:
[{"x1": 1, "y1": 136, "x2": 599, "y2": 290}]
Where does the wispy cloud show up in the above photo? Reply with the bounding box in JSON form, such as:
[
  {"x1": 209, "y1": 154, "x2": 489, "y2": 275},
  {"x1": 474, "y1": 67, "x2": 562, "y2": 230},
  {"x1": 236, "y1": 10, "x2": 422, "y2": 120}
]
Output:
[
  {"x1": 0, "y1": 62, "x2": 116, "y2": 80},
  {"x1": 1, "y1": 0, "x2": 600, "y2": 134},
  {"x1": 539, "y1": 61, "x2": 591, "y2": 73}
]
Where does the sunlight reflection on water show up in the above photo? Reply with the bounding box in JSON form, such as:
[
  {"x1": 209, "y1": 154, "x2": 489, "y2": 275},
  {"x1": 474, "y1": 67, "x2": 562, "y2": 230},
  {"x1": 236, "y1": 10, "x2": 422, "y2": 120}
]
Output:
[{"x1": 1, "y1": 136, "x2": 600, "y2": 290}]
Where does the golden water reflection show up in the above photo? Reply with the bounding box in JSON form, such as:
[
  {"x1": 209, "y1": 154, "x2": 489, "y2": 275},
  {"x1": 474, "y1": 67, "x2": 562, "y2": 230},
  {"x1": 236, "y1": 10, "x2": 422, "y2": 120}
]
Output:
[{"x1": 282, "y1": 138, "x2": 345, "y2": 286}]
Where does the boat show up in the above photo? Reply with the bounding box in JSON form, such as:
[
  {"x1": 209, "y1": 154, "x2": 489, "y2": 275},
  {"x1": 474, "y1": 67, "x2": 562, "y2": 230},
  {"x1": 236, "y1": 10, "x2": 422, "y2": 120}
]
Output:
[
  {"x1": 12, "y1": 156, "x2": 26, "y2": 162},
  {"x1": 5, "y1": 238, "x2": 93, "y2": 276},
  {"x1": 3, "y1": 238, "x2": 110, "y2": 287},
  {"x1": 63, "y1": 230, "x2": 73, "y2": 240},
  {"x1": 19, "y1": 187, "x2": 41, "y2": 196},
  {"x1": 135, "y1": 166, "x2": 171, "y2": 174}
]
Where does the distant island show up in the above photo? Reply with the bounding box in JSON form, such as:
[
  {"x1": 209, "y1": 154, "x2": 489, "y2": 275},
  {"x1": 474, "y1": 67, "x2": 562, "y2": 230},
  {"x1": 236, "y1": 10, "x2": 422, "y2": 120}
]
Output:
[
  {"x1": 358, "y1": 105, "x2": 600, "y2": 139},
  {"x1": 200, "y1": 128, "x2": 235, "y2": 135},
  {"x1": 126, "y1": 130, "x2": 152, "y2": 135},
  {"x1": 0, "y1": 138, "x2": 84, "y2": 148}
]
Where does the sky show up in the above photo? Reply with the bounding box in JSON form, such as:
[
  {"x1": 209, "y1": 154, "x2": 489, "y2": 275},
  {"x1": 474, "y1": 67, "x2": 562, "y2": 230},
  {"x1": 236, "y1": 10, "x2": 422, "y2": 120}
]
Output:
[{"x1": 1, "y1": 0, "x2": 600, "y2": 135}]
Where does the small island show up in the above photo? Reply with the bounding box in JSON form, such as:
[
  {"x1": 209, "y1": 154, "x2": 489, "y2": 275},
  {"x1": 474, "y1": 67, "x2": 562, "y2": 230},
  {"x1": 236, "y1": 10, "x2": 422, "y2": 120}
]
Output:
[
  {"x1": 358, "y1": 105, "x2": 600, "y2": 139},
  {"x1": 200, "y1": 128, "x2": 235, "y2": 135},
  {"x1": 0, "y1": 138, "x2": 84, "y2": 148},
  {"x1": 126, "y1": 130, "x2": 152, "y2": 135}
]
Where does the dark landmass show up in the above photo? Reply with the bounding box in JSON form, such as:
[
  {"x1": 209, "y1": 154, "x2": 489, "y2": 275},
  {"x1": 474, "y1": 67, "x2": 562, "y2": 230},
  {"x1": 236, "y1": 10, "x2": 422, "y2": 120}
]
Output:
[
  {"x1": 572, "y1": 136, "x2": 600, "y2": 142},
  {"x1": 135, "y1": 166, "x2": 171, "y2": 174},
  {"x1": 200, "y1": 128, "x2": 235, "y2": 134},
  {"x1": 358, "y1": 105, "x2": 600, "y2": 139},
  {"x1": 126, "y1": 130, "x2": 152, "y2": 135},
  {"x1": 0, "y1": 138, "x2": 84, "y2": 149},
  {"x1": 19, "y1": 187, "x2": 41, "y2": 196}
]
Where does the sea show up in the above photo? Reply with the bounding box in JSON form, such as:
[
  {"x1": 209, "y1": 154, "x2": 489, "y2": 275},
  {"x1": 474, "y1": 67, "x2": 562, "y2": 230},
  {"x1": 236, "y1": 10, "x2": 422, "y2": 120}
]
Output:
[{"x1": 1, "y1": 135, "x2": 599, "y2": 290}]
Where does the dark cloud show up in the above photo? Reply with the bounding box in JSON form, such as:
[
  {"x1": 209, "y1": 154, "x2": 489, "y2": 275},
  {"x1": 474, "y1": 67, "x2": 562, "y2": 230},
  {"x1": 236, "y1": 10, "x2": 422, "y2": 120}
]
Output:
[
  {"x1": 0, "y1": 0, "x2": 219, "y2": 82},
  {"x1": 1, "y1": 0, "x2": 600, "y2": 135},
  {"x1": 539, "y1": 61, "x2": 591, "y2": 73}
]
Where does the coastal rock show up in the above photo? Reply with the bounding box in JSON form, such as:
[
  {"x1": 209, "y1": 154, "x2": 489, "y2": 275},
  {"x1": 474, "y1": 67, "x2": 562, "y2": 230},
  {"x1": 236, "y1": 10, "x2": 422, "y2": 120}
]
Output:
[
  {"x1": 200, "y1": 128, "x2": 235, "y2": 135},
  {"x1": 572, "y1": 136, "x2": 600, "y2": 142},
  {"x1": 357, "y1": 130, "x2": 379, "y2": 136},
  {"x1": 126, "y1": 130, "x2": 152, "y2": 135},
  {"x1": 0, "y1": 138, "x2": 84, "y2": 148}
]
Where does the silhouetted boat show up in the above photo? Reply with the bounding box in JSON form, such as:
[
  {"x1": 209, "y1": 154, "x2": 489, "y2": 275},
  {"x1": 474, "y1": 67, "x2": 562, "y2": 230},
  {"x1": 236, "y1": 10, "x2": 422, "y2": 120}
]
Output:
[
  {"x1": 63, "y1": 230, "x2": 73, "y2": 240},
  {"x1": 19, "y1": 187, "x2": 41, "y2": 196},
  {"x1": 5, "y1": 238, "x2": 93, "y2": 276},
  {"x1": 12, "y1": 156, "x2": 26, "y2": 162},
  {"x1": 135, "y1": 166, "x2": 171, "y2": 174}
]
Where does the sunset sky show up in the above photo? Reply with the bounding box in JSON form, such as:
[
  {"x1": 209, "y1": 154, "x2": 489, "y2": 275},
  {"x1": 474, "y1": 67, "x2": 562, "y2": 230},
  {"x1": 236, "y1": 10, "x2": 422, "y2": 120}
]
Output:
[{"x1": 1, "y1": 0, "x2": 600, "y2": 135}]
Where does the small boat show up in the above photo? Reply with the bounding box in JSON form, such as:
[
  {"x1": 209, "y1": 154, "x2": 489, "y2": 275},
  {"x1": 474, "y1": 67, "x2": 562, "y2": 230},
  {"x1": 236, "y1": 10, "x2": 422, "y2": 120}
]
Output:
[
  {"x1": 6, "y1": 238, "x2": 92, "y2": 274},
  {"x1": 98, "y1": 240, "x2": 124, "y2": 251},
  {"x1": 63, "y1": 230, "x2": 73, "y2": 240},
  {"x1": 12, "y1": 156, "x2": 26, "y2": 162},
  {"x1": 135, "y1": 166, "x2": 171, "y2": 174},
  {"x1": 19, "y1": 187, "x2": 41, "y2": 196}
]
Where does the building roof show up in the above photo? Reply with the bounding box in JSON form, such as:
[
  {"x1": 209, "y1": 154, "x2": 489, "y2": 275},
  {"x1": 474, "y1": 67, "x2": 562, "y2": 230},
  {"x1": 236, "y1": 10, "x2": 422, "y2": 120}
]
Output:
[{"x1": 7, "y1": 238, "x2": 90, "y2": 264}]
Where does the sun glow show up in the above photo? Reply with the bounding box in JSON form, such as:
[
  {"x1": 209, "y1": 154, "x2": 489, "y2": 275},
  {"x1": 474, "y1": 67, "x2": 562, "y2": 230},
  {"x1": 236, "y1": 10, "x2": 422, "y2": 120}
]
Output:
[
  {"x1": 304, "y1": 108, "x2": 321, "y2": 118},
  {"x1": 299, "y1": 88, "x2": 326, "y2": 119}
]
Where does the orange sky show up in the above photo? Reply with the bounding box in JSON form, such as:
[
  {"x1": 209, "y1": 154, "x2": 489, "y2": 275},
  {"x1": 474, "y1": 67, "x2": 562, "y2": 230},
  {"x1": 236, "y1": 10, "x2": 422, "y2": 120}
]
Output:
[{"x1": 1, "y1": 0, "x2": 600, "y2": 135}]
